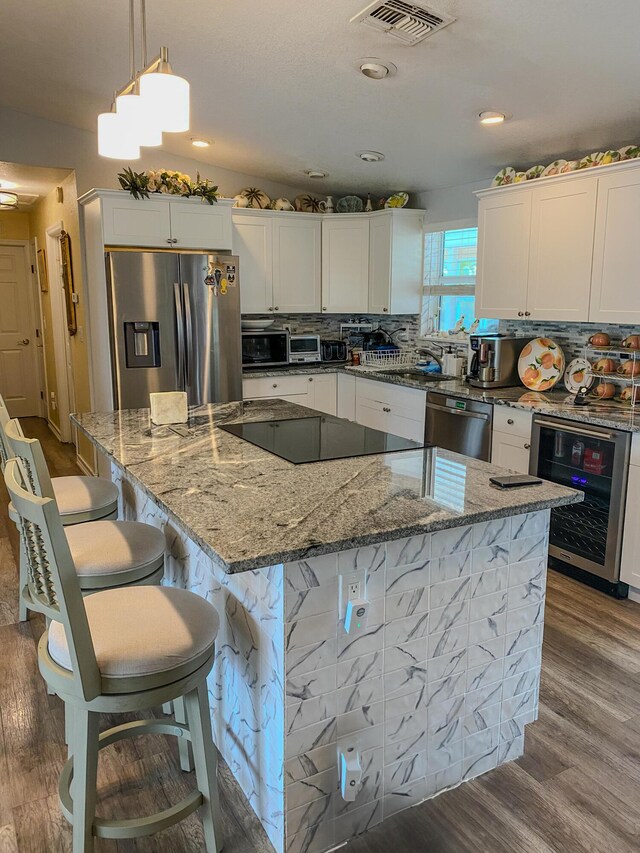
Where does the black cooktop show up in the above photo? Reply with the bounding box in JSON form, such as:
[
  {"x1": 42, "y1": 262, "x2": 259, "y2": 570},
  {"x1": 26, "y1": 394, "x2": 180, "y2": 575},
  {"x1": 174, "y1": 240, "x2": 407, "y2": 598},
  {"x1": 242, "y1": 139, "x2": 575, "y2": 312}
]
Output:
[{"x1": 219, "y1": 416, "x2": 427, "y2": 464}]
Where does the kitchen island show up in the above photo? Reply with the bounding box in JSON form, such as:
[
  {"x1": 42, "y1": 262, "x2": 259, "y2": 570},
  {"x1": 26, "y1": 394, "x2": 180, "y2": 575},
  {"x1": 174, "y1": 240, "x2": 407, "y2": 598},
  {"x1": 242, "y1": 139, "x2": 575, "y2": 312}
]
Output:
[{"x1": 72, "y1": 400, "x2": 580, "y2": 853}]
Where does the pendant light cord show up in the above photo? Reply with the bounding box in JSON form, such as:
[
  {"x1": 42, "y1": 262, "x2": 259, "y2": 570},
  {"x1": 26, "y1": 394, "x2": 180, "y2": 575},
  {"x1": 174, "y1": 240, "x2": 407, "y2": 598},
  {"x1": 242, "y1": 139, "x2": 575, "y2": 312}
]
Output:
[
  {"x1": 141, "y1": 0, "x2": 148, "y2": 68},
  {"x1": 129, "y1": 0, "x2": 136, "y2": 80}
]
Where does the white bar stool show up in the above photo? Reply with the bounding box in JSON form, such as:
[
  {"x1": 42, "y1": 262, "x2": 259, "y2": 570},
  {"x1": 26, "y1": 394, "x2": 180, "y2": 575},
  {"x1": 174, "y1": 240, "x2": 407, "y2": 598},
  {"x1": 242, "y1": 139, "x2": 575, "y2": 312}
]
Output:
[
  {"x1": 4, "y1": 457, "x2": 222, "y2": 853},
  {"x1": 0, "y1": 396, "x2": 118, "y2": 527}
]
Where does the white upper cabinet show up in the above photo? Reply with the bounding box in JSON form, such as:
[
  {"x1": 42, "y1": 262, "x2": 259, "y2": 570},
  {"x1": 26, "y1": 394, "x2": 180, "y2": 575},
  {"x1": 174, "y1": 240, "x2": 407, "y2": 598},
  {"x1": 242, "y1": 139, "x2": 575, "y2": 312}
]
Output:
[
  {"x1": 368, "y1": 211, "x2": 424, "y2": 315},
  {"x1": 476, "y1": 190, "x2": 532, "y2": 320},
  {"x1": 527, "y1": 178, "x2": 597, "y2": 322},
  {"x1": 168, "y1": 201, "x2": 233, "y2": 250},
  {"x1": 232, "y1": 213, "x2": 273, "y2": 314},
  {"x1": 101, "y1": 195, "x2": 172, "y2": 248},
  {"x1": 99, "y1": 192, "x2": 233, "y2": 250},
  {"x1": 590, "y1": 168, "x2": 640, "y2": 323},
  {"x1": 322, "y1": 216, "x2": 370, "y2": 313},
  {"x1": 272, "y1": 216, "x2": 321, "y2": 313}
]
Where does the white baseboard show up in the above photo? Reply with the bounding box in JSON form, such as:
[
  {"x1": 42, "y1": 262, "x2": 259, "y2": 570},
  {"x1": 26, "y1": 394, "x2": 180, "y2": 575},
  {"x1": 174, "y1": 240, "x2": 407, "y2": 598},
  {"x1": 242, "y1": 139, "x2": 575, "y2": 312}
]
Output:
[
  {"x1": 47, "y1": 419, "x2": 63, "y2": 442},
  {"x1": 75, "y1": 453, "x2": 95, "y2": 476}
]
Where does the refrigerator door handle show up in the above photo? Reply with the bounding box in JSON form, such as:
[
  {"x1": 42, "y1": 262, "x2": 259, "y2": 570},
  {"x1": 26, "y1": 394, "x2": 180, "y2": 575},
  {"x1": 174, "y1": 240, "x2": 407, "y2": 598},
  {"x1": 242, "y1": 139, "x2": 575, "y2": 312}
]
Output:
[
  {"x1": 182, "y1": 281, "x2": 194, "y2": 387},
  {"x1": 174, "y1": 282, "x2": 185, "y2": 389}
]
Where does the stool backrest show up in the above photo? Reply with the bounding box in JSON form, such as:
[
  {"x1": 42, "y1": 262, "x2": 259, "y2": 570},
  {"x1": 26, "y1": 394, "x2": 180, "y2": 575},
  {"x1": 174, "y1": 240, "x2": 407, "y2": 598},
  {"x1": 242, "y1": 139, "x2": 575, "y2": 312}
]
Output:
[
  {"x1": 4, "y1": 418, "x2": 55, "y2": 501},
  {"x1": 3, "y1": 457, "x2": 101, "y2": 701},
  {"x1": 0, "y1": 394, "x2": 11, "y2": 470}
]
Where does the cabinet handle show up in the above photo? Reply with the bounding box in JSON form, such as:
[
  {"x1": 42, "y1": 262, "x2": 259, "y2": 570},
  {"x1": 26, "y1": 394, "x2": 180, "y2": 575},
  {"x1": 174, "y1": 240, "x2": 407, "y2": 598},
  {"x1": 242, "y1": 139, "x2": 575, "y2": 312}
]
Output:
[
  {"x1": 524, "y1": 311, "x2": 531, "y2": 317},
  {"x1": 272, "y1": 383, "x2": 278, "y2": 388},
  {"x1": 524, "y1": 443, "x2": 531, "y2": 450},
  {"x1": 507, "y1": 418, "x2": 514, "y2": 425},
  {"x1": 274, "y1": 306, "x2": 279, "y2": 311},
  {"x1": 383, "y1": 308, "x2": 388, "y2": 313},
  {"x1": 517, "y1": 311, "x2": 524, "y2": 317},
  {"x1": 322, "y1": 306, "x2": 327, "y2": 312},
  {"x1": 268, "y1": 306, "x2": 273, "y2": 312},
  {"x1": 166, "y1": 238, "x2": 173, "y2": 244},
  {"x1": 308, "y1": 378, "x2": 313, "y2": 382},
  {"x1": 383, "y1": 406, "x2": 391, "y2": 413}
]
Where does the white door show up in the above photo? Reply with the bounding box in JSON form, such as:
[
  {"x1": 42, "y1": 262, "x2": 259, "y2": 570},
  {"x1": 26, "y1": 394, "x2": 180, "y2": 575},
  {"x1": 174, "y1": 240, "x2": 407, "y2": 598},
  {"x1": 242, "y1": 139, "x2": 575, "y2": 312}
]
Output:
[
  {"x1": 491, "y1": 432, "x2": 531, "y2": 474},
  {"x1": 232, "y1": 213, "x2": 273, "y2": 314},
  {"x1": 0, "y1": 245, "x2": 40, "y2": 416},
  {"x1": 308, "y1": 374, "x2": 337, "y2": 415},
  {"x1": 590, "y1": 169, "x2": 640, "y2": 323},
  {"x1": 101, "y1": 195, "x2": 172, "y2": 247},
  {"x1": 527, "y1": 179, "x2": 597, "y2": 322},
  {"x1": 322, "y1": 217, "x2": 370, "y2": 313},
  {"x1": 169, "y1": 202, "x2": 232, "y2": 250},
  {"x1": 476, "y1": 191, "x2": 532, "y2": 320},
  {"x1": 368, "y1": 214, "x2": 392, "y2": 314},
  {"x1": 272, "y1": 216, "x2": 321, "y2": 313}
]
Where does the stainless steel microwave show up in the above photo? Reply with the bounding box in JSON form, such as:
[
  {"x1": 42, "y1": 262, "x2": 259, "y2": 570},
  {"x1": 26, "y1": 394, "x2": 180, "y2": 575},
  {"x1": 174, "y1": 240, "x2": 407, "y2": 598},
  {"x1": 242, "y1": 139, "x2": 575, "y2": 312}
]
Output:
[{"x1": 241, "y1": 330, "x2": 289, "y2": 368}]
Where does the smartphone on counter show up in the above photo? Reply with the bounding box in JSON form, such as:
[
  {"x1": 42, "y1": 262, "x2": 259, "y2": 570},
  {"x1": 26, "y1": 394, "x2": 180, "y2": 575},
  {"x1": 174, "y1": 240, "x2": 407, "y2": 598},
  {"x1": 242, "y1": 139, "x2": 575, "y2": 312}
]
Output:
[{"x1": 489, "y1": 474, "x2": 542, "y2": 489}]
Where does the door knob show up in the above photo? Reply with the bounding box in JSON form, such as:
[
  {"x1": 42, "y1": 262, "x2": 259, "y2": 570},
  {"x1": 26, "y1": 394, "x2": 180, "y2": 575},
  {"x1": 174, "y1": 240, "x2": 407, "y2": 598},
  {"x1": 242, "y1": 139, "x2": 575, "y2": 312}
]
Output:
[{"x1": 19, "y1": 338, "x2": 29, "y2": 345}]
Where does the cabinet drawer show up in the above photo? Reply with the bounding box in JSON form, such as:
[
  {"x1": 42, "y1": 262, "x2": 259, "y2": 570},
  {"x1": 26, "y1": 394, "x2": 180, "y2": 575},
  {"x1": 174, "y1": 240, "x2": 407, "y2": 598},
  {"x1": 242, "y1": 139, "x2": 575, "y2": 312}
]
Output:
[
  {"x1": 356, "y1": 377, "x2": 426, "y2": 413},
  {"x1": 493, "y1": 406, "x2": 532, "y2": 439},
  {"x1": 243, "y1": 376, "x2": 309, "y2": 399},
  {"x1": 355, "y1": 398, "x2": 425, "y2": 443}
]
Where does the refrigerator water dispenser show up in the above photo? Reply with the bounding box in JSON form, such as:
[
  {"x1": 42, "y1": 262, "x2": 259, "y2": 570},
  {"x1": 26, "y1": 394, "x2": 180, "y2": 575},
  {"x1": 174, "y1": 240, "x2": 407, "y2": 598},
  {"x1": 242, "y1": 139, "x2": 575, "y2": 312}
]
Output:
[{"x1": 124, "y1": 322, "x2": 161, "y2": 368}]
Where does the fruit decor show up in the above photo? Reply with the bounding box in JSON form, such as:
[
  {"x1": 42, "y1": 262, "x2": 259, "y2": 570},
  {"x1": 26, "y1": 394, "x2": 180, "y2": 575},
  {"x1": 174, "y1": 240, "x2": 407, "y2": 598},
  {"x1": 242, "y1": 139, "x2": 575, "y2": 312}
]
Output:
[
  {"x1": 117, "y1": 167, "x2": 219, "y2": 204},
  {"x1": 518, "y1": 337, "x2": 566, "y2": 392}
]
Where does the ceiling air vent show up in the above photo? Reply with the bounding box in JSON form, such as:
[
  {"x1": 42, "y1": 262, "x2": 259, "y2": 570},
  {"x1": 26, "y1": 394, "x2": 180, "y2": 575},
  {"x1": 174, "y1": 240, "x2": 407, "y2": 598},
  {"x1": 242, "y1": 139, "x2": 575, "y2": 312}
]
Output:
[{"x1": 350, "y1": 1, "x2": 456, "y2": 46}]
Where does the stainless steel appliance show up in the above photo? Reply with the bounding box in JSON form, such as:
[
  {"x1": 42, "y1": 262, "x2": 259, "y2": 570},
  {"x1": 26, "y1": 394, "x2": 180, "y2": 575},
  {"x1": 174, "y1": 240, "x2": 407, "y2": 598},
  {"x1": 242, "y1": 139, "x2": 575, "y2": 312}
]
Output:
[
  {"x1": 530, "y1": 415, "x2": 631, "y2": 596},
  {"x1": 241, "y1": 330, "x2": 289, "y2": 368},
  {"x1": 321, "y1": 340, "x2": 348, "y2": 363},
  {"x1": 288, "y1": 334, "x2": 321, "y2": 364},
  {"x1": 106, "y1": 250, "x2": 242, "y2": 409},
  {"x1": 467, "y1": 335, "x2": 526, "y2": 388},
  {"x1": 425, "y1": 391, "x2": 493, "y2": 461}
]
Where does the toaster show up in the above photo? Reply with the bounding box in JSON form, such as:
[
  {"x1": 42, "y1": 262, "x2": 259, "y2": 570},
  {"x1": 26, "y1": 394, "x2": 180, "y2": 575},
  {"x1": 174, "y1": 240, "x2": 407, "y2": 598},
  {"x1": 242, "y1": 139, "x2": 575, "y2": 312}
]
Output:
[{"x1": 321, "y1": 340, "x2": 348, "y2": 362}]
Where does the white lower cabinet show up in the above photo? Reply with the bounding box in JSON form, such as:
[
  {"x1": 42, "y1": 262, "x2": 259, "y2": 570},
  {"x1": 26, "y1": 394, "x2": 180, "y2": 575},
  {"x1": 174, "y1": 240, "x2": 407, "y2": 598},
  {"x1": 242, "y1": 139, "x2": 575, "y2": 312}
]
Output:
[
  {"x1": 491, "y1": 408, "x2": 533, "y2": 474},
  {"x1": 337, "y1": 374, "x2": 356, "y2": 421},
  {"x1": 620, "y1": 436, "x2": 640, "y2": 589},
  {"x1": 242, "y1": 373, "x2": 337, "y2": 416},
  {"x1": 354, "y1": 378, "x2": 426, "y2": 443}
]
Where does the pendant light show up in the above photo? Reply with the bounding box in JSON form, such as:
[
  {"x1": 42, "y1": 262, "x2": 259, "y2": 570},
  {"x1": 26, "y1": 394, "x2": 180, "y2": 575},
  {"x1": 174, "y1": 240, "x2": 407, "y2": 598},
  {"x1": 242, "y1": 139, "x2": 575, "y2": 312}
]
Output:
[{"x1": 97, "y1": 0, "x2": 190, "y2": 159}]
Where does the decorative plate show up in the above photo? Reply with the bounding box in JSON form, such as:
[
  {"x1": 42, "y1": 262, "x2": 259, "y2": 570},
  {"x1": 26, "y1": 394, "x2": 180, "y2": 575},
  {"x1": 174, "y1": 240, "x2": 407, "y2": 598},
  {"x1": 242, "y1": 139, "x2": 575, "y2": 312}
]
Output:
[
  {"x1": 514, "y1": 172, "x2": 527, "y2": 183},
  {"x1": 564, "y1": 357, "x2": 592, "y2": 393},
  {"x1": 241, "y1": 319, "x2": 275, "y2": 330},
  {"x1": 294, "y1": 194, "x2": 324, "y2": 213},
  {"x1": 491, "y1": 167, "x2": 516, "y2": 187},
  {"x1": 518, "y1": 337, "x2": 566, "y2": 392},
  {"x1": 336, "y1": 195, "x2": 364, "y2": 213},
  {"x1": 601, "y1": 150, "x2": 622, "y2": 165},
  {"x1": 578, "y1": 152, "x2": 604, "y2": 169},
  {"x1": 238, "y1": 187, "x2": 271, "y2": 209},
  {"x1": 619, "y1": 145, "x2": 640, "y2": 160},
  {"x1": 560, "y1": 160, "x2": 579, "y2": 173},
  {"x1": 542, "y1": 160, "x2": 567, "y2": 177},
  {"x1": 385, "y1": 191, "x2": 409, "y2": 209},
  {"x1": 525, "y1": 165, "x2": 545, "y2": 180}
]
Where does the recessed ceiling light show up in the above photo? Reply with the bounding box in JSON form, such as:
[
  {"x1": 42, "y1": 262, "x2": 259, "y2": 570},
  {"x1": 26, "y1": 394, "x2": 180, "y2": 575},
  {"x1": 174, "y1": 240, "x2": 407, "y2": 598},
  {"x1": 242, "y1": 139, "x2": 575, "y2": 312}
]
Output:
[
  {"x1": 0, "y1": 180, "x2": 18, "y2": 189},
  {"x1": 358, "y1": 59, "x2": 397, "y2": 80},
  {"x1": 479, "y1": 111, "x2": 507, "y2": 125},
  {"x1": 357, "y1": 150, "x2": 385, "y2": 163},
  {"x1": 304, "y1": 169, "x2": 329, "y2": 179},
  {"x1": 191, "y1": 138, "x2": 211, "y2": 148}
]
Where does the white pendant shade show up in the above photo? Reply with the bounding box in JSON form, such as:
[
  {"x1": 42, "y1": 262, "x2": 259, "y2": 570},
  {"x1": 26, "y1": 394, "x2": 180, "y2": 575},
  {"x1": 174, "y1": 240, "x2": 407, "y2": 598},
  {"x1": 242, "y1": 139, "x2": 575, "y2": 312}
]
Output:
[
  {"x1": 116, "y1": 93, "x2": 163, "y2": 147},
  {"x1": 139, "y1": 70, "x2": 190, "y2": 133},
  {"x1": 97, "y1": 112, "x2": 141, "y2": 160}
]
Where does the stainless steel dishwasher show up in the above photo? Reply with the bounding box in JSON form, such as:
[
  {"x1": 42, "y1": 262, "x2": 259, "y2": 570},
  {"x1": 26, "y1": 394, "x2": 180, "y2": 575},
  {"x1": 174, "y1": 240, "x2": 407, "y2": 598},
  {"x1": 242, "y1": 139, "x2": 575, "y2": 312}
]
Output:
[{"x1": 425, "y1": 391, "x2": 493, "y2": 461}]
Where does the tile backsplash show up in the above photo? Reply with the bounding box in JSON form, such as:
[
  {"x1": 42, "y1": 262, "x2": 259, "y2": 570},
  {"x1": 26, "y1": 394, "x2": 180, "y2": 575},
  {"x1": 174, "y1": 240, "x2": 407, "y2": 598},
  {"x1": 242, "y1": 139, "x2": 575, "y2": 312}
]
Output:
[
  {"x1": 243, "y1": 313, "x2": 421, "y2": 349},
  {"x1": 501, "y1": 320, "x2": 640, "y2": 362}
]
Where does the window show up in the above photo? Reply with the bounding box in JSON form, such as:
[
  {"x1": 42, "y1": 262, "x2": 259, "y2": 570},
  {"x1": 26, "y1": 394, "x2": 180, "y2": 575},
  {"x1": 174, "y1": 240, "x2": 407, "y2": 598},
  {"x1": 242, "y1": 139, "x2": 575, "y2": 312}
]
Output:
[{"x1": 422, "y1": 227, "x2": 497, "y2": 335}]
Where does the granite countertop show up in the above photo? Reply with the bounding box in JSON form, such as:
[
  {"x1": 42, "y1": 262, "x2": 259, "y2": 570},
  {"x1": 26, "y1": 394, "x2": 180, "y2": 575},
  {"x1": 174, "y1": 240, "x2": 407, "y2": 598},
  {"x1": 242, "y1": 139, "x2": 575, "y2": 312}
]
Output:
[
  {"x1": 243, "y1": 364, "x2": 640, "y2": 432},
  {"x1": 72, "y1": 401, "x2": 580, "y2": 574}
]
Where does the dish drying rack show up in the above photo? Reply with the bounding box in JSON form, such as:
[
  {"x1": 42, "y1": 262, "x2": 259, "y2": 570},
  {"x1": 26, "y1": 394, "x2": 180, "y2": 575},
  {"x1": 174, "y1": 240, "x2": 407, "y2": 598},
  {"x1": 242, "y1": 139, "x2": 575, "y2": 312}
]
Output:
[
  {"x1": 358, "y1": 350, "x2": 418, "y2": 368},
  {"x1": 583, "y1": 344, "x2": 640, "y2": 406}
]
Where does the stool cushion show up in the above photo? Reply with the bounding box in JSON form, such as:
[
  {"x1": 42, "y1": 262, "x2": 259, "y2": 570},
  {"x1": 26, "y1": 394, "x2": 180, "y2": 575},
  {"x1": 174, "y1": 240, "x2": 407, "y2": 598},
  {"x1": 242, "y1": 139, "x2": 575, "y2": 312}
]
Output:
[
  {"x1": 53, "y1": 476, "x2": 118, "y2": 517},
  {"x1": 48, "y1": 587, "x2": 219, "y2": 678},
  {"x1": 65, "y1": 521, "x2": 165, "y2": 577}
]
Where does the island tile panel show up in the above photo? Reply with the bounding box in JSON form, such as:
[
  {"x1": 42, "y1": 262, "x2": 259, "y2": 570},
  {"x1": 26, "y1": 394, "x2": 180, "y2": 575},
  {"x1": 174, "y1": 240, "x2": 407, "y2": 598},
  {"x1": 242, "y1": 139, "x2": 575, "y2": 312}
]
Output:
[{"x1": 114, "y1": 462, "x2": 548, "y2": 853}]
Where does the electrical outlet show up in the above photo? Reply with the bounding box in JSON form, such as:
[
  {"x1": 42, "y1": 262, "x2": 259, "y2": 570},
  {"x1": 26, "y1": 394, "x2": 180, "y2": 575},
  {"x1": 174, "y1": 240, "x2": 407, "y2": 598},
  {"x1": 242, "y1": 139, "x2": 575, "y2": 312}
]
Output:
[{"x1": 348, "y1": 582, "x2": 361, "y2": 600}]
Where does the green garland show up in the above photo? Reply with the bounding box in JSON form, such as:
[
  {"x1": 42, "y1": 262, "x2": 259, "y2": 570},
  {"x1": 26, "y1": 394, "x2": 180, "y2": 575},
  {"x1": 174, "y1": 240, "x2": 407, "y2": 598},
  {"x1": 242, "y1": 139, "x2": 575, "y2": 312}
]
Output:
[{"x1": 117, "y1": 168, "x2": 219, "y2": 205}]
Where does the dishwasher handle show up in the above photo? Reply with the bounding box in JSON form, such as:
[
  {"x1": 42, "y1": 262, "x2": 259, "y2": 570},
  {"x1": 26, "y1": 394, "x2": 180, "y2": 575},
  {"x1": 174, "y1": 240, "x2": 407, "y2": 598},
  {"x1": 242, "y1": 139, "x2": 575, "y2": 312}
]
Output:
[{"x1": 426, "y1": 401, "x2": 491, "y2": 421}]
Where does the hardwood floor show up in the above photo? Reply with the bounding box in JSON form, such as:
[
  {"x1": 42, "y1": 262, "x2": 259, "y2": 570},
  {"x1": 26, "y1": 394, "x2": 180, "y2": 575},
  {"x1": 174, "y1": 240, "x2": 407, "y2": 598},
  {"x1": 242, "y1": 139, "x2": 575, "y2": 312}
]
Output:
[{"x1": 1, "y1": 418, "x2": 640, "y2": 852}]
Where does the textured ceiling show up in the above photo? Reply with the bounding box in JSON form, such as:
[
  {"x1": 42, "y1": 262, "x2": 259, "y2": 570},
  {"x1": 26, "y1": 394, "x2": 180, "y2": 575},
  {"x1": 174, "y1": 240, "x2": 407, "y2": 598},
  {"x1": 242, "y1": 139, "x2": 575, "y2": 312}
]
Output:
[{"x1": 2, "y1": 1, "x2": 640, "y2": 193}]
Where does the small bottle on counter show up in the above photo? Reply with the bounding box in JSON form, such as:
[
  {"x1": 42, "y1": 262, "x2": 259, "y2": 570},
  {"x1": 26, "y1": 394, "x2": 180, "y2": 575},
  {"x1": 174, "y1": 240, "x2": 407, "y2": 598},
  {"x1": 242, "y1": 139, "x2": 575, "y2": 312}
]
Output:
[{"x1": 351, "y1": 349, "x2": 361, "y2": 366}]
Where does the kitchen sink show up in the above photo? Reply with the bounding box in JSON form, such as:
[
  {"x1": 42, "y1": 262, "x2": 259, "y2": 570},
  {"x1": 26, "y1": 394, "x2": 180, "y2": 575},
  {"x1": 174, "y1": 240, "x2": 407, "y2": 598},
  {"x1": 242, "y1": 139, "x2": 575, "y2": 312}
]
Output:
[{"x1": 376, "y1": 369, "x2": 453, "y2": 382}]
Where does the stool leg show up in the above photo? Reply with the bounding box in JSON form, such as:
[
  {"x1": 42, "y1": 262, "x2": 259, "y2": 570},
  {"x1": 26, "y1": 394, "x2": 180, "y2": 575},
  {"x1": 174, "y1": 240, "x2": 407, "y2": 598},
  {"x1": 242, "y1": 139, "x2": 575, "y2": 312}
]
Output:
[
  {"x1": 18, "y1": 542, "x2": 29, "y2": 622},
  {"x1": 71, "y1": 708, "x2": 99, "y2": 852},
  {"x1": 65, "y1": 704, "x2": 74, "y2": 755},
  {"x1": 174, "y1": 696, "x2": 194, "y2": 772},
  {"x1": 184, "y1": 682, "x2": 222, "y2": 853}
]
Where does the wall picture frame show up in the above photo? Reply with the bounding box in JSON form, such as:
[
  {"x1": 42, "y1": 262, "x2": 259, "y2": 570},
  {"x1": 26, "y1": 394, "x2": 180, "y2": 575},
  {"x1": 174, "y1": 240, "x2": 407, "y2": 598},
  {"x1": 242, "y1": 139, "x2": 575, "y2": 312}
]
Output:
[
  {"x1": 36, "y1": 247, "x2": 48, "y2": 293},
  {"x1": 60, "y1": 230, "x2": 77, "y2": 336}
]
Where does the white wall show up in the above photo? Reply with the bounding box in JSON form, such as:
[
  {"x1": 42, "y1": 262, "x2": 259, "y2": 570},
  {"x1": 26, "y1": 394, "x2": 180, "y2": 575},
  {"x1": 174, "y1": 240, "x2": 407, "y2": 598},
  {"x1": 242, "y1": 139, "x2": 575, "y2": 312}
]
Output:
[
  {"x1": 417, "y1": 178, "x2": 492, "y2": 230},
  {"x1": 0, "y1": 105, "x2": 305, "y2": 199}
]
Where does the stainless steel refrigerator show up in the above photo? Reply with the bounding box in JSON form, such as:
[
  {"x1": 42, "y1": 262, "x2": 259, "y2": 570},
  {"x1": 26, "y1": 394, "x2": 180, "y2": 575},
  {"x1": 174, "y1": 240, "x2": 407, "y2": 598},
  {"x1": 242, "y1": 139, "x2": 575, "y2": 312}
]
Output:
[{"x1": 105, "y1": 250, "x2": 242, "y2": 409}]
